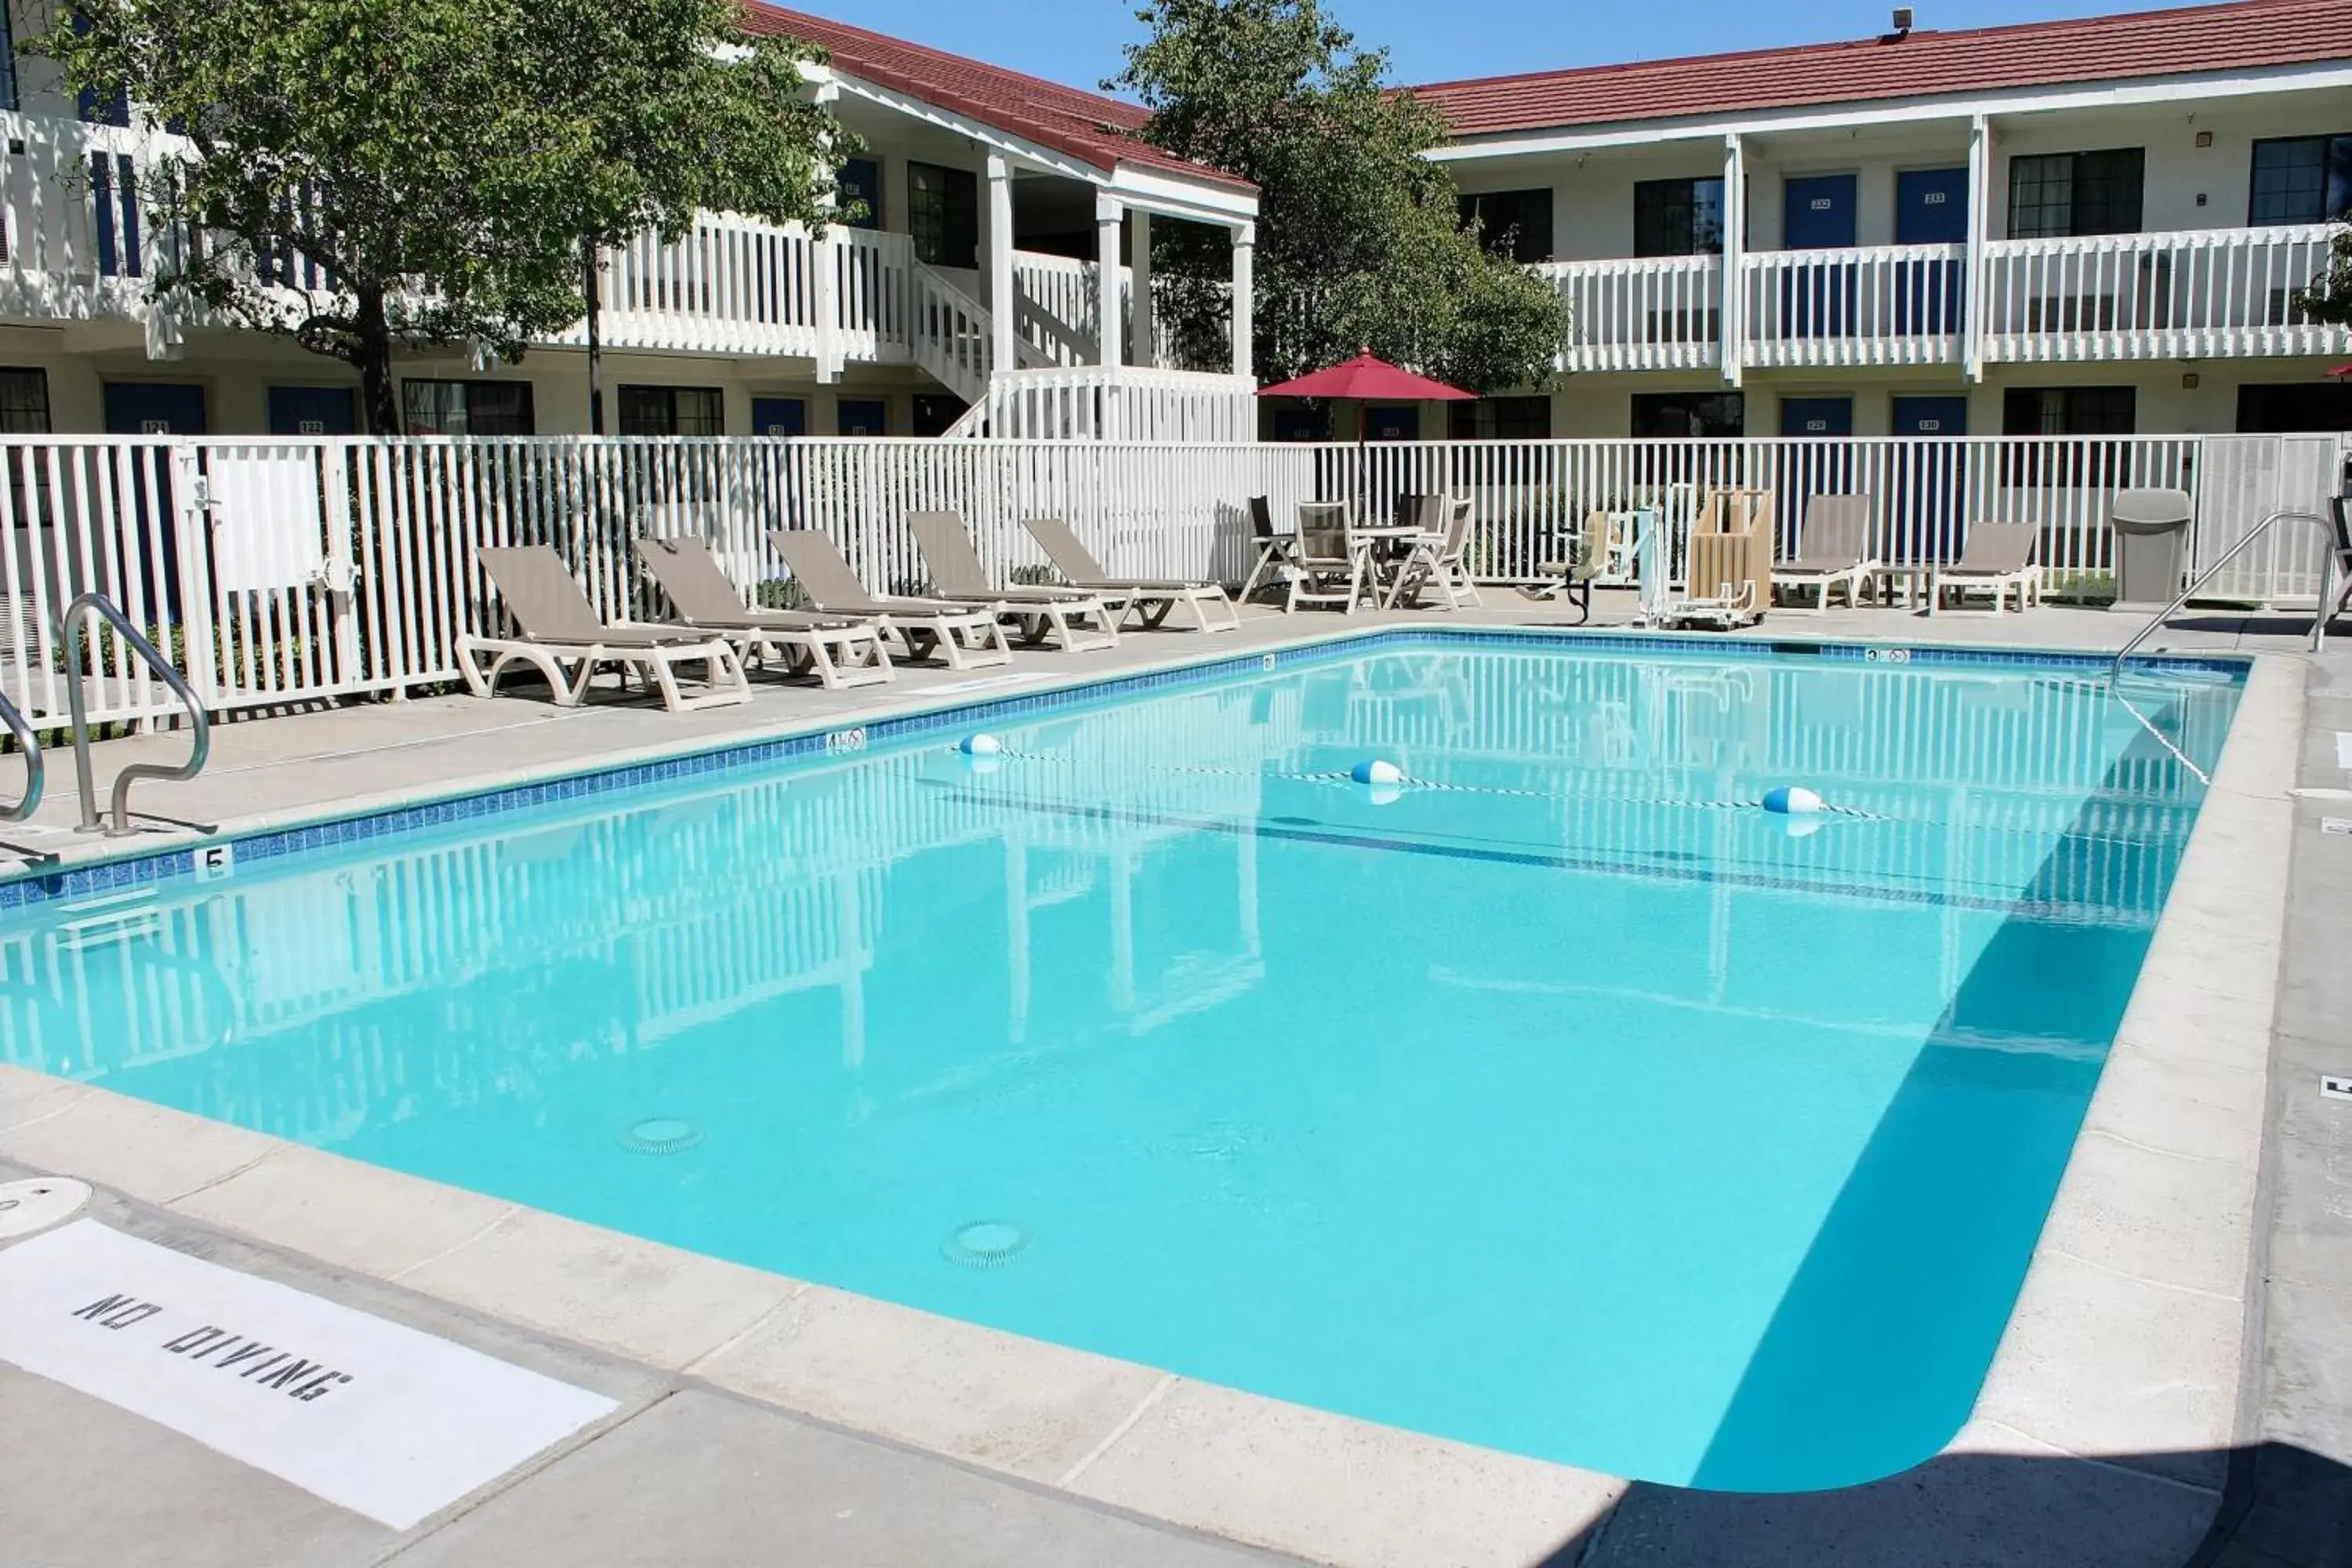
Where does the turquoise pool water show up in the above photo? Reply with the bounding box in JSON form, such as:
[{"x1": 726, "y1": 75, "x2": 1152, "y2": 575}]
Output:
[{"x1": 0, "y1": 641, "x2": 2241, "y2": 1490}]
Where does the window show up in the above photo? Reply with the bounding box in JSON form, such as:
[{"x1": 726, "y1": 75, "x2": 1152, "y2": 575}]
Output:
[
  {"x1": 1632, "y1": 391, "x2": 1743, "y2": 439},
  {"x1": 908, "y1": 162, "x2": 978, "y2": 268},
  {"x1": 912, "y1": 394, "x2": 967, "y2": 437},
  {"x1": 2237, "y1": 383, "x2": 2352, "y2": 433},
  {"x1": 1458, "y1": 189, "x2": 1554, "y2": 263},
  {"x1": 2006, "y1": 149, "x2": 2144, "y2": 238},
  {"x1": 0, "y1": 3, "x2": 16, "y2": 114},
  {"x1": 1448, "y1": 397, "x2": 1552, "y2": 441},
  {"x1": 400, "y1": 379, "x2": 535, "y2": 436},
  {"x1": 618, "y1": 385, "x2": 724, "y2": 437},
  {"x1": 2001, "y1": 387, "x2": 2136, "y2": 436},
  {"x1": 2249, "y1": 135, "x2": 2352, "y2": 225},
  {"x1": 836, "y1": 158, "x2": 881, "y2": 230},
  {"x1": 0, "y1": 369, "x2": 51, "y2": 434},
  {"x1": 1634, "y1": 177, "x2": 1725, "y2": 257}
]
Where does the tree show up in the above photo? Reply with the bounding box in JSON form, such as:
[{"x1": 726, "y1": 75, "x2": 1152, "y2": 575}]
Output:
[
  {"x1": 1111, "y1": 0, "x2": 1565, "y2": 394},
  {"x1": 524, "y1": 0, "x2": 850, "y2": 431},
  {"x1": 38, "y1": 0, "x2": 844, "y2": 434},
  {"x1": 2296, "y1": 224, "x2": 2352, "y2": 329}
]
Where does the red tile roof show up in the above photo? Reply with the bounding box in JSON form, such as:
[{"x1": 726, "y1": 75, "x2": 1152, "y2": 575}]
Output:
[
  {"x1": 1411, "y1": 0, "x2": 2352, "y2": 139},
  {"x1": 743, "y1": 5, "x2": 1254, "y2": 194}
]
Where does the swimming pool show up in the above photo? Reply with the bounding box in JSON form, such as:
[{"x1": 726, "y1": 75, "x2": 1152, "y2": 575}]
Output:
[{"x1": 0, "y1": 634, "x2": 2245, "y2": 1491}]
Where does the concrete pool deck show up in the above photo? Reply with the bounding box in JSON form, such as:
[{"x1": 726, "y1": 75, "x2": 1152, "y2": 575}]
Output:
[{"x1": 0, "y1": 593, "x2": 2343, "y2": 1567}]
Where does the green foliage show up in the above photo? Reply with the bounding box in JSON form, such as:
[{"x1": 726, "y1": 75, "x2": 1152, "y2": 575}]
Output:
[
  {"x1": 1112, "y1": 0, "x2": 1564, "y2": 392},
  {"x1": 2295, "y1": 224, "x2": 2352, "y2": 328},
  {"x1": 37, "y1": 0, "x2": 846, "y2": 432}
]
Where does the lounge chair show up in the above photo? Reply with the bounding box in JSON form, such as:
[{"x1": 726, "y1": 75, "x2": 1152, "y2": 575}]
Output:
[
  {"x1": 1282, "y1": 502, "x2": 1367, "y2": 613},
  {"x1": 1773, "y1": 494, "x2": 1878, "y2": 614},
  {"x1": 906, "y1": 511, "x2": 1119, "y2": 652},
  {"x1": 1237, "y1": 495, "x2": 1301, "y2": 603},
  {"x1": 1021, "y1": 517, "x2": 1241, "y2": 633},
  {"x1": 633, "y1": 535, "x2": 893, "y2": 690},
  {"x1": 1930, "y1": 523, "x2": 2042, "y2": 616},
  {"x1": 765, "y1": 529, "x2": 1013, "y2": 668},
  {"x1": 460, "y1": 545, "x2": 750, "y2": 712},
  {"x1": 1520, "y1": 510, "x2": 1610, "y2": 624},
  {"x1": 1388, "y1": 496, "x2": 1480, "y2": 610}
]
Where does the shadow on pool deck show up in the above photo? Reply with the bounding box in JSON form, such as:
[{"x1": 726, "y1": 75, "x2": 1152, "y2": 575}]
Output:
[{"x1": 1534, "y1": 1440, "x2": 2352, "y2": 1568}]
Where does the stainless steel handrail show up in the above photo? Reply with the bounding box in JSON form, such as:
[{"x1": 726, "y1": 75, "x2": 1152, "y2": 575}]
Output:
[
  {"x1": 59, "y1": 592, "x2": 210, "y2": 837},
  {"x1": 2107, "y1": 508, "x2": 2336, "y2": 685},
  {"x1": 0, "y1": 687, "x2": 43, "y2": 824}
]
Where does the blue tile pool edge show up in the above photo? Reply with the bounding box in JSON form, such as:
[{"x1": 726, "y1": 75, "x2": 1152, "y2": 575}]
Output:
[{"x1": 0, "y1": 624, "x2": 2252, "y2": 913}]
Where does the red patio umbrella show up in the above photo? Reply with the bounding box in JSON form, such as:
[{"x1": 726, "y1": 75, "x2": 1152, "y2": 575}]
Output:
[
  {"x1": 2329, "y1": 362, "x2": 2352, "y2": 376},
  {"x1": 1258, "y1": 351, "x2": 1475, "y2": 514}
]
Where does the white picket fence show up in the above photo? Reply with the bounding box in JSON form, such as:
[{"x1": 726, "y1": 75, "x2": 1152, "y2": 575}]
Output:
[
  {"x1": 1319, "y1": 434, "x2": 2346, "y2": 590},
  {"x1": 0, "y1": 436, "x2": 1313, "y2": 728},
  {"x1": 0, "y1": 431, "x2": 2340, "y2": 731}
]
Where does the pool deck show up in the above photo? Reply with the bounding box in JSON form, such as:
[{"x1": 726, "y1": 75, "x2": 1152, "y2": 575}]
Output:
[{"x1": 0, "y1": 591, "x2": 2346, "y2": 1568}]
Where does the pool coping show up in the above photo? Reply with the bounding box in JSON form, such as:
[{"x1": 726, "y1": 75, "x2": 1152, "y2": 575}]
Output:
[{"x1": 0, "y1": 633, "x2": 2302, "y2": 1566}]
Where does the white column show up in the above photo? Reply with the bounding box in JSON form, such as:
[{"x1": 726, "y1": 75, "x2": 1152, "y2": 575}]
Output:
[
  {"x1": 1128, "y1": 209, "x2": 1154, "y2": 369},
  {"x1": 1229, "y1": 222, "x2": 1255, "y2": 381},
  {"x1": 1095, "y1": 194, "x2": 1125, "y2": 368},
  {"x1": 1963, "y1": 114, "x2": 1991, "y2": 383},
  {"x1": 1720, "y1": 133, "x2": 1745, "y2": 388},
  {"x1": 987, "y1": 154, "x2": 1016, "y2": 377}
]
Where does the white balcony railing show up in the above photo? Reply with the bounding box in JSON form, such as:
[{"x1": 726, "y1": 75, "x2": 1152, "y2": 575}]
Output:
[
  {"x1": 1740, "y1": 243, "x2": 1969, "y2": 368},
  {"x1": 1982, "y1": 223, "x2": 2351, "y2": 363},
  {"x1": 1537, "y1": 255, "x2": 1721, "y2": 372}
]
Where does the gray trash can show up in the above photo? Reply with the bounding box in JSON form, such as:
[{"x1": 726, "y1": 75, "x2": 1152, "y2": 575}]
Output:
[{"x1": 2108, "y1": 488, "x2": 2193, "y2": 612}]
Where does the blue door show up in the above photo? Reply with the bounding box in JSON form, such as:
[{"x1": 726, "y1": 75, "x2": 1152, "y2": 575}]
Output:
[
  {"x1": 1891, "y1": 396, "x2": 1970, "y2": 563},
  {"x1": 1364, "y1": 405, "x2": 1420, "y2": 441},
  {"x1": 1781, "y1": 175, "x2": 1857, "y2": 336},
  {"x1": 750, "y1": 397, "x2": 807, "y2": 437},
  {"x1": 836, "y1": 398, "x2": 886, "y2": 437},
  {"x1": 267, "y1": 386, "x2": 356, "y2": 436},
  {"x1": 102, "y1": 383, "x2": 208, "y2": 615},
  {"x1": 1780, "y1": 397, "x2": 1854, "y2": 525},
  {"x1": 103, "y1": 382, "x2": 206, "y2": 436},
  {"x1": 1895, "y1": 169, "x2": 1968, "y2": 336},
  {"x1": 1780, "y1": 397, "x2": 1853, "y2": 437}
]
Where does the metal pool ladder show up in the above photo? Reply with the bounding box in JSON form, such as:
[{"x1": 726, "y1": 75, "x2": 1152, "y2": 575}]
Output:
[
  {"x1": 59, "y1": 591, "x2": 211, "y2": 836},
  {"x1": 0, "y1": 685, "x2": 44, "y2": 824},
  {"x1": 2103, "y1": 507, "x2": 2336, "y2": 786}
]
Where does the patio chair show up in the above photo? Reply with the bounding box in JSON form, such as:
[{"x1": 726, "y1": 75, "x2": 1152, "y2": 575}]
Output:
[
  {"x1": 906, "y1": 511, "x2": 1119, "y2": 652},
  {"x1": 1020, "y1": 517, "x2": 1241, "y2": 632},
  {"x1": 1773, "y1": 494, "x2": 1879, "y2": 614},
  {"x1": 765, "y1": 529, "x2": 1013, "y2": 668},
  {"x1": 1238, "y1": 495, "x2": 1301, "y2": 602},
  {"x1": 460, "y1": 545, "x2": 751, "y2": 712},
  {"x1": 1929, "y1": 523, "x2": 2042, "y2": 616},
  {"x1": 633, "y1": 535, "x2": 893, "y2": 690},
  {"x1": 1521, "y1": 510, "x2": 1610, "y2": 624},
  {"x1": 1282, "y1": 501, "x2": 1367, "y2": 614},
  {"x1": 2327, "y1": 494, "x2": 2352, "y2": 633},
  {"x1": 1388, "y1": 496, "x2": 1482, "y2": 610}
]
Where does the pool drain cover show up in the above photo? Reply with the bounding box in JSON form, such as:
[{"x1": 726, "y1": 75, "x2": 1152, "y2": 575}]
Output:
[
  {"x1": 0, "y1": 1177, "x2": 93, "y2": 1240},
  {"x1": 942, "y1": 1221, "x2": 1033, "y2": 1269},
  {"x1": 619, "y1": 1117, "x2": 702, "y2": 1155}
]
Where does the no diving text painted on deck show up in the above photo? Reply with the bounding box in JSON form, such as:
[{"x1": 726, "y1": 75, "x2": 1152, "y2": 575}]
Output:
[{"x1": 0, "y1": 1221, "x2": 617, "y2": 1527}]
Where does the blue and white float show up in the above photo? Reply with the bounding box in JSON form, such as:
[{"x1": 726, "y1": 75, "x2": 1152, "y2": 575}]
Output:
[
  {"x1": 958, "y1": 733, "x2": 1003, "y2": 757},
  {"x1": 1352, "y1": 757, "x2": 1404, "y2": 808},
  {"x1": 1761, "y1": 785, "x2": 1823, "y2": 816}
]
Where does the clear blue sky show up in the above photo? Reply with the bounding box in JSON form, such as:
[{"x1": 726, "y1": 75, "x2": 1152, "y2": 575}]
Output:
[{"x1": 822, "y1": 0, "x2": 2194, "y2": 94}]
